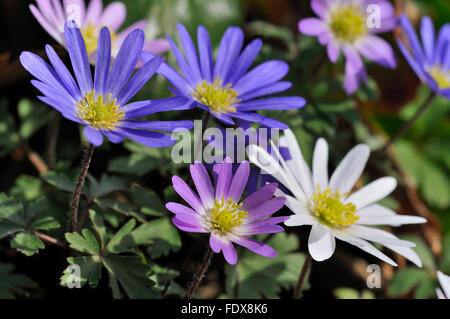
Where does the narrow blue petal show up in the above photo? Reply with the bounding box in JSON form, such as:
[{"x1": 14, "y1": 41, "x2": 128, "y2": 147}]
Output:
[
  {"x1": 177, "y1": 23, "x2": 202, "y2": 83},
  {"x1": 434, "y1": 24, "x2": 450, "y2": 67},
  {"x1": 37, "y1": 96, "x2": 83, "y2": 124},
  {"x1": 142, "y1": 51, "x2": 192, "y2": 96},
  {"x1": 31, "y1": 80, "x2": 77, "y2": 114},
  {"x1": 84, "y1": 126, "x2": 103, "y2": 146},
  {"x1": 122, "y1": 96, "x2": 193, "y2": 119},
  {"x1": 226, "y1": 39, "x2": 262, "y2": 85},
  {"x1": 399, "y1": 14, "x2": 424, "y2": 62},
  {"x1": 107, "y1": 29, "x2": 145, "y2": 98},
  {"x1": 211, "y1": 112, "x2": 235, "y2": 125},
  {"x1": 45, "y1": 45, "x2": 81, "y2": 100},
  {"x1": 237, "y1": 97, "x2": 306, "y2": 111},
  {"x1": 118, "y1": 120, "x2": 193, "y2": 132},
  {"x1": 64, "y1": 21, "x2": 93, "y2": 95},
  {"x1": 94, "y1": 27, "x2": 111, "y2": 96},
  {"x1": 397, "y1": 40, "x2": 426, "y2": 82},
  {"x1": 166, "y1": 34, "x2": 196, "y2": 85},
  {"x1": 213, "y1": 27, "x2": 244, "y2": 82},
  {"x1": 20, "y1": 51, "x2": 68, "y2": 96},
  {"x1": 117, "y1": 56, "x2": 162, "y2": 106},
  {"x1": 420, "y1": 16, "x2": 435, "y2": 64},
  {"x1": 231, "y1": 112, "x2": 289, "y2": 129},
  {"x1": 104, "y1": 130, "x2": 125, "y2": 144},
  {"x1": 238, "y1": 81, "x2": 292, "y2": 101},
  {"x1": 233, "y1": 60, "x2": 289, "y2": 95},
  {"x1": 197, "y1": 25, "x2": 213, "y2": 82},
  {"x1": 118, "y1": 128, "x2": 176, "y2": 148}
]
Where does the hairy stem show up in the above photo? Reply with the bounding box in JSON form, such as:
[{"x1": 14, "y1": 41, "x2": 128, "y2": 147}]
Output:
[
  {"x1": 293, "y1": 252, "x2": 312, "y2": 299},
  {"x1": 185, "y1": 247, "x2": 213, "y2": 299},
  {"x1": 70, "y1": 144, "x2": 94, "y2": 232},
  {"x1": 380, "y1": 91, "x2": 436, "y2": 153}
]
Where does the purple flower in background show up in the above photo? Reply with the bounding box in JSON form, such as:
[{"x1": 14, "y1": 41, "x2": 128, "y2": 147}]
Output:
[
  {"x1": 398, "y1": 14, "x2": 450, "y2": 99},
  {"x1": 30, "y1": 0, "x2": 170, "y2": 61},
  {"x1": 299, "y1": 0, "x2": 397, "y2": 94},
  {"x1": 20, "y1": 22, "x2": 193, "y2": 147},
  {"x1": 207, "y1": 120, "x2": 290, "y2": 194},
  {"x1": 166, "y1": 160, "x2": 288, "y2": 264},
  {"x1": 142, "y1": 23, "x2": 306, "y2": 129}
]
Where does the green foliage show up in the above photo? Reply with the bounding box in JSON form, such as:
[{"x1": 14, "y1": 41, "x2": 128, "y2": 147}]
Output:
[
  {"x1": 0, "y1": 194, "x2": 60, "y2": 256},
  {"x1": 0, "y1": 263, "x2": 37, "y2": 299},
  {"x1": 388, "y1": 234, "x2": 450, "y2": 299},
  {"x1": 225, "y1": 233, "x2": 307, "y2": 298},
  {"x1": 334, "y1": 287, "x2": 375, "y2": 299},
  {"x1": 60, "y1": 211, "x2": 180, "y2": 298}
]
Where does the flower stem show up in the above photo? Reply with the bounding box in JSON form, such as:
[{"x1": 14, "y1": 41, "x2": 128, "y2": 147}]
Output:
[
  {"x1": 293, "y1": 252, "x2": 312, "y2": 299},
  {"x1": 380, "y1": 91, "x2": 436, "y2": 153},
  {"x1": 185, "y1": 247, "x2": 214, "y2": 299},
  {"x1": 70, "y1": 144, "x2": 94, "y2": 232}
]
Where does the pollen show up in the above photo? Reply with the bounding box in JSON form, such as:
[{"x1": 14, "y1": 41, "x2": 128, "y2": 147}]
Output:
[
  {"x1": 209, "y1": 196, "x2": 248, "y2": 235},
  {"x1": 193, "y1": 77, "x2": 240, "y2": 114},
  {"x1": 428, "y1": 65, "x2": 450, "y2": 90},
  {"x1": 311, "y1": 186, "x2": 359, "y2": 227},
  {"x1": 328, "y1": 4, "x2": 367, "y2": 43},
  {"x1": 81, "y1": 23, "x2": 117, "y2": 56},
  {"x1": 76, "y1": 90, "x2": 124, "y2": 130}
]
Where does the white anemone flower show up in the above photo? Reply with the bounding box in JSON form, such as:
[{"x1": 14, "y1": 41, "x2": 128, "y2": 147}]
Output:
[
  {"x1": 247, "y1": 129, "x2": 427, "y2": 266},
  {"x1": 436, "y1": 271, "x2": 450, "y2": 299}
]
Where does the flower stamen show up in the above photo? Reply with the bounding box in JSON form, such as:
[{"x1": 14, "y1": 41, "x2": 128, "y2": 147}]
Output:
[
  {"x1": 328, "y1": 4, "x2": 367, "y2": 43},
  {"x1": 209, "y1": 196, "x2": 248, "y2": 235},
  {"x1": 428, "y1": 65, "x2": 450, "y2": 90},
  {"x1": 76, "y1": 90, "x2": 124, "y2": 130},
  {"x1": 81, "y1": 23, "x2": 117, "y2": 56},
  {"x1": 311, "y1": 186, "x2": 359, "y2": 227},
  {"x1": 193, "y1": 76, "x2": 240, "y2": 114}
]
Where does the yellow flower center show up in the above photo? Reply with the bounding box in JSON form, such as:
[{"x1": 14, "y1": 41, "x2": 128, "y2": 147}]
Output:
[
  {"x1": 209, "y1": 196, "x2": 248, "y2": 235},
  {"x1": 328, "y1": 4, "x2": 367, "y2": 43},
  {"x1": 76, "y1": 90, "x2": 125, "y2": 130},
  {"x1": 81, "y1": 23, "x2": 117, "y2": 56},
  {"x1": 311, "y1": 186, "x2": 359, "y2": 227},
  {"x1": 193, "y1": 77, "x2": 240, "y2": 114},
  {"x1": 428, "y1": 65, "x2": 450, "y2": 90}
]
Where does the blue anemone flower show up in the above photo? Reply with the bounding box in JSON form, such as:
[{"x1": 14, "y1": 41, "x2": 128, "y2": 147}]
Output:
[
  {"x1": 398, "y1": 14, "x2": 450, "y2": 99},
  {"x1": 20, "y1": 21, "x2": 193, "y2": 147},
  {"x1": 142, "y1": 23, "x2": 306, "y2": 129}
]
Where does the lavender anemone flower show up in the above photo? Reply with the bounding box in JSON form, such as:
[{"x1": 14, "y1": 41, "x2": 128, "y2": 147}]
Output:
[
  {"x1": 30, "y1": 0, "x2": 170, "y2": 61},
  {"x1": 142, "y1": 23, "x2": 306, "y2": 129},
  {"x1": 299, "y1": 0, "x2": 397, "y2": 94},
  {"x1": 20, "y1": 21, "x2": 193, "y2": 147},
  {"x1": 398, "y1": 14, "x2": 450, "y2": 99},
  {"x1": 166, "y1": 159, "x2": 288, "y2": 264}
]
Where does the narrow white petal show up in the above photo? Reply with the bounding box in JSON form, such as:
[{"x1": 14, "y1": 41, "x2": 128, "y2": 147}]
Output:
[
  {"x1": 247, "y1": 144, "x2": 307, "y2": 203},
  {"x1": 281, "y1": 129, "x2": 314, "y2": 197},
  {"x1": 357, "y1": 204, "x2": 427, "y2": 226},
  {"x1": 347, "y1": 225, "x2": 416, "y2": 247},
  {"x1": 437, "y1": 271, "x2": 450, "y2": 299},
  {"x1": 345, "y1": 177, "x2": 397, "y2": 209},
  {"x1": 436, "y1": 288, "x2": 446, "y2": 299},
  {"x1": 274, "y1": 188, "x2": 310, "y2": 215},
  {"x1": 285, "y1": 214, "x2": 317, "y2": 227},
  {"x1": 329, "y1": 144, "x2": 370, "y2": 194},
  {"x1": 384, "y1": 245, "x2": 422, "y2": 268},
  {"x1": 308, "y1": 224, "x2": 336, "y2": 261},
  {"x1": 312, "y1": 138, "x2": 329, "y2": 191},
  {"x1": 332, "y1": 230, "x2": 398, "y2": 266}
]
